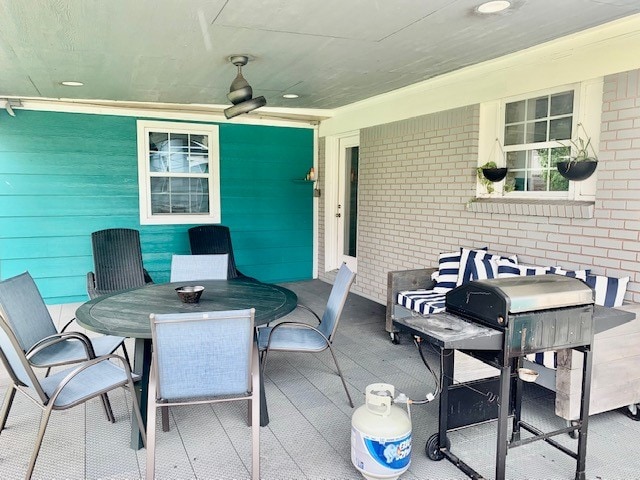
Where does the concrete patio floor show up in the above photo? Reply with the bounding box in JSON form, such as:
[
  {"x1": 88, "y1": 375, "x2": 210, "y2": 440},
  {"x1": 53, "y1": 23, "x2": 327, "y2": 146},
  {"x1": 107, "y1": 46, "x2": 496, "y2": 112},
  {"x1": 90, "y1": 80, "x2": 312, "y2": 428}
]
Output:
[{"x1": 0, "y1": 278, "x2": 638, "y2": 479}]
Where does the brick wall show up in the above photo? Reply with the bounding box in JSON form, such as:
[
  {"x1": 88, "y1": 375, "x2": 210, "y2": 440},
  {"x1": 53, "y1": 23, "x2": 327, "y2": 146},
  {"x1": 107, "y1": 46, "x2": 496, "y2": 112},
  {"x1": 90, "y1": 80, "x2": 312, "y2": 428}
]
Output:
[{"x1": 318, "y1": 69, "x2": 640, "y2": 305}]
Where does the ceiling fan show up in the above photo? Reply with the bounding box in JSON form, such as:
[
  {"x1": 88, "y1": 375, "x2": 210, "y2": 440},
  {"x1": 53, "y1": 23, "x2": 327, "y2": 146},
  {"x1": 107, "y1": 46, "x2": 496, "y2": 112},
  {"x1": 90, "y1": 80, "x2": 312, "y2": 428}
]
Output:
[{"x1": 224, "y1": 55, "x2": 267, "y2": 119}]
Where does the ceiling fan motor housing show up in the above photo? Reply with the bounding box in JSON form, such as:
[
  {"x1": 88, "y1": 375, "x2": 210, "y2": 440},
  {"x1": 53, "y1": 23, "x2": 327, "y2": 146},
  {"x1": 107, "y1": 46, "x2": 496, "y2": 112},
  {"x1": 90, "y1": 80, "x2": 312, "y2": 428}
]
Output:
[{"x1": 224, "y1": 55, "x2": 267, "y2": 118}]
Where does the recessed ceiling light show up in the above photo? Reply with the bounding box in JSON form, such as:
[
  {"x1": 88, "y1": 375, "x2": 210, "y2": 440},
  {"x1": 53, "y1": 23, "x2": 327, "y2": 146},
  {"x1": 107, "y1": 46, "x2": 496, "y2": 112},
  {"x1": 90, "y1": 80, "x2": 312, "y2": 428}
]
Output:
[
  {"x1": 61, "y1": 81, "x2": 84, "y2": 87},
  {"x1": 282, "y1": 93, "x2": 299, "y2": 99},
  {"x1": 477, "y1": 1, "x2": 511, "y2": 14}
]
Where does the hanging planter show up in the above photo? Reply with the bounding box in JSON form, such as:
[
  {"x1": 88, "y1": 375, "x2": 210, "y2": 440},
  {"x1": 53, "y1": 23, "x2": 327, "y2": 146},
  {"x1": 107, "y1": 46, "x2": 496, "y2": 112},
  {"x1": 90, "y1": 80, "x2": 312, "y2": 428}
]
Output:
[
  {"x1": 556, "y1": 159, "x2": 598, "y2": 181},
  {"x1": 477, "y1": 137, "x2": 510, "y2": 194},
  {"x1": 556, "y1": 123, "x2": 598, "y2": 181},
  {"x1": 482, "y1": 167, "x2": 508, "y2": 182}
]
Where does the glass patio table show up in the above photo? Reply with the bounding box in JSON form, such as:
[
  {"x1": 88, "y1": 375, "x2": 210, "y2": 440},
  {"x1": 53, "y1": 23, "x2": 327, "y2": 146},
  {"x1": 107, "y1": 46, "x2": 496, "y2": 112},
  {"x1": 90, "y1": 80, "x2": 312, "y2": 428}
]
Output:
[{"x1": 75, "y1": 277, "x2": 297, "y2": 449}]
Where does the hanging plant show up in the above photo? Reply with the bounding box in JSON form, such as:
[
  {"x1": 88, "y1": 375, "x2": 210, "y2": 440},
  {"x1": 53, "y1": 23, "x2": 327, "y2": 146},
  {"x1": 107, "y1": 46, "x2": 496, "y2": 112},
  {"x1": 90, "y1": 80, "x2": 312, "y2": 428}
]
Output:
[
  {"x1": 556, "y1": 123, "x2": 598, "y2": 181},
  {"x1": 477, "y1": 138, "x2": 509, "y2": 194},
  {"x1": 477, "y1": 161, "x2": 501, "y2": 193}
]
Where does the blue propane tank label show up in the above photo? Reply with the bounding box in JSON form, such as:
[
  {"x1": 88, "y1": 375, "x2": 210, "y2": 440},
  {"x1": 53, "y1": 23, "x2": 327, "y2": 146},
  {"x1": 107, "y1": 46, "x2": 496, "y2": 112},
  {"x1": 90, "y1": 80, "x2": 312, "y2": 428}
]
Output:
[{"x1": 351, "y1": 427, "x2": 411, "y2": 475}]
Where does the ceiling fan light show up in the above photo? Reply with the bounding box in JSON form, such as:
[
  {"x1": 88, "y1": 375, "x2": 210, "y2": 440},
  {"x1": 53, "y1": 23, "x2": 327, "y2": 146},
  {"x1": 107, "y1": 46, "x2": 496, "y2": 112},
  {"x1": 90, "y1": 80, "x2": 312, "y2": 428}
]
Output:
[
  {"x1": 224, "y1": 96, "x2": 267, "y2": 119},
  {"x1": 477, "y1": 1, "x2": 511, "y2": 14}
]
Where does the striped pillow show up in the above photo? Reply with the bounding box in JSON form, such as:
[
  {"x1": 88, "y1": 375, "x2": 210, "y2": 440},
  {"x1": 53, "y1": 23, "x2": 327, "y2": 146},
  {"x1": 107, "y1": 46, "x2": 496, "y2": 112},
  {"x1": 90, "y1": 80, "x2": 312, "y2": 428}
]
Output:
[
  {"x1": 497, "y1": 261, "x2": 551, "y2": 278},
  {"x1": 432, "y1": 251, "x2": 462, "y2": 293},
  {"x1": 526, "y1": 352, "x2": 557, "y2": 369},
  {"x1": 547, "y1": 267, "x2": 590, "y2": 281},
  {"x1": 470, "y1": 257, "x2": 498, "y2": 280},
  {"x1": 457, "y1": 249, "x2": 517, "y2": 286},
  {"x1": 584, "y1": 274, "x2": 629, "y2": 307}
]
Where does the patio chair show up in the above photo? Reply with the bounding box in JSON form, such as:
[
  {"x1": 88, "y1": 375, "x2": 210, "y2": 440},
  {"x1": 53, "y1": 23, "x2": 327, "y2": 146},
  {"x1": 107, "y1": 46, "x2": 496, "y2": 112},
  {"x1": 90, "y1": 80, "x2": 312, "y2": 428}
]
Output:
[
  {"x1": 146, "y1": 309, "x2": 259, "y2": 480},
  {"x1": 188, "y1": 225, "x2": 248, "y2": 279},
  {"x1": 0, "y1": 311, "x2": 145, "y2": 479},
  {"x1": 87, "y1": 228, "x2": 153, "y2": 299},
  {"x1": 0, "y1": 271, "x2": 130, "y2": 422},
  {"x1": 257, "y1": 263, "x2": 356, "y2": 407},
  {"x1": 169, "y1": 254, "x2": 229, "y2": 282}
]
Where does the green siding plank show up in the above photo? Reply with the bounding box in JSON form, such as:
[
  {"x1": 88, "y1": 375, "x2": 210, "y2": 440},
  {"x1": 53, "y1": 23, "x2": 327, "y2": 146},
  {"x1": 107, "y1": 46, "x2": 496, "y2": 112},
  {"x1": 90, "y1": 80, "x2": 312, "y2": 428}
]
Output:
[
  {"x1": 0, "y1": 175, "x2": 139, "y2": 195},
  {"x1": 1, "y1": 237, "x2": 92, "y2": 259},
  {"x1": 3, "y1": 257, "x2": 93, "y2": 280},
  {"x1": 0, "y1": 152, "x2": 137, "y2": 176},
  {"x1": 0, "y1": 196, "x2": 139, "y2": 217}
]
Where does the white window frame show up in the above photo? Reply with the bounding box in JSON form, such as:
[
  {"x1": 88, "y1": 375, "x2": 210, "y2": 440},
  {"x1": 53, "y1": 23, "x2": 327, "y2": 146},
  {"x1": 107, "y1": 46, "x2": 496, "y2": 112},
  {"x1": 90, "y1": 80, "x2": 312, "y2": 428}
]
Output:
[
  {"x1": 137, "y1": 120, "x2": 221, "y2": 225},
  {"x1": 478, "y1": 79, "x2": 602, "y2": 201}
]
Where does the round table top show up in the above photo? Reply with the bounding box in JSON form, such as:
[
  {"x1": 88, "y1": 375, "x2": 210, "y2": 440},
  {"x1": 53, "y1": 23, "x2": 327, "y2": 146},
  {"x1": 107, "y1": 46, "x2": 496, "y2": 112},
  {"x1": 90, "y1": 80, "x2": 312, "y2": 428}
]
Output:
[{"x1": 75, "y1": 278, "x2": 298, "y2": 339}]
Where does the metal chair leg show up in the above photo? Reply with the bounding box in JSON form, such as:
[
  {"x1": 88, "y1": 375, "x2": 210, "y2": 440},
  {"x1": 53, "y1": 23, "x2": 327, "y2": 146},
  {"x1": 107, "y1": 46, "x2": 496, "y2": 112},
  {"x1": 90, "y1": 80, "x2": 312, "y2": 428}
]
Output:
[
  {"x1": 146, "y1": 374, "x2": 158, "y2": 479},
  {"x1": 100, "y1": 393, "x2": 116, "y2": 423},
  {"x1": 161, "y1": 405, "x2": 170, "y2": 431},
  {"x1": 0, "y1": 385, "x2": 17, "y2": 432},
  {"x1": 127, "y1": 381, "x2": 146, "y2": 449},
  {"x1": 326, "y1": 342, "x2": 354, "y2": 408},
  {"x1": 121, "y1": 343, "x2": 132, "y2": 370},
  {"x1": 26, "y1": 406, "x2": 53, "y2": 479}
]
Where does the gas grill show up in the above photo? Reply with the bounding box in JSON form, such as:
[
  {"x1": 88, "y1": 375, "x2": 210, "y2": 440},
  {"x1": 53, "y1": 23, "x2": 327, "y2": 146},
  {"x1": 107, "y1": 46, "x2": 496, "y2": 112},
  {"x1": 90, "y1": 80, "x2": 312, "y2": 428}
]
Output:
[
  {"x1": 446, "y1": 275, "x2": 595, "y2": 358},
  {"x1": 394, "y1": 275, "x2": 600, "y2": 480}
]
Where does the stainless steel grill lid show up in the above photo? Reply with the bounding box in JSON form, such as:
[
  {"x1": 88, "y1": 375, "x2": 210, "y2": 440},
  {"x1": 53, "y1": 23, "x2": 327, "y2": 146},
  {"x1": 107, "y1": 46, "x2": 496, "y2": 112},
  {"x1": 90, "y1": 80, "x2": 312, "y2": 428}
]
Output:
[
  {"x1": 445, "y1": 275, "x2": 594, "y2": 328},
  {"x1": 474, "y1": 275, "x2": 593, "y2": 313}
]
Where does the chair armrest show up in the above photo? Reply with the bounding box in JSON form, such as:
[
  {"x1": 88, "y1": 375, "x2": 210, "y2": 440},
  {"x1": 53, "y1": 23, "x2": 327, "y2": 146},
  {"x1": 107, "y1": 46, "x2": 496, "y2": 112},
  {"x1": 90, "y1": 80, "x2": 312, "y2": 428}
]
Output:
[
  {"x1": 296, "y1": 304, "x2": 322, "y2": 324},
  {"x1": 265, "y1": 321, "x2": 330, "y2": 347},
  {"x1": 386, "y1": 267, "x2": 437, "y2": 334},
  {"x1": 49, "y1": 353, "x2": 133, "y2": 404},
  {"x1": 60, "y1": 318, "x2": 76, "y2": 333},
  {"x1": 26, "y1": 331, "x2": 96, "y2": 362}
]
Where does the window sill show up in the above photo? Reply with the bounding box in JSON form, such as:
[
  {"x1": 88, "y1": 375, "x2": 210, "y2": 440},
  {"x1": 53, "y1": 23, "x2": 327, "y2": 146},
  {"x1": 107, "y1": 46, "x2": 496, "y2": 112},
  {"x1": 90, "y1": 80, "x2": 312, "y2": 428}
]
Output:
[{"x1": 467, "y1": 198, "x2": 595, "y2": 219}]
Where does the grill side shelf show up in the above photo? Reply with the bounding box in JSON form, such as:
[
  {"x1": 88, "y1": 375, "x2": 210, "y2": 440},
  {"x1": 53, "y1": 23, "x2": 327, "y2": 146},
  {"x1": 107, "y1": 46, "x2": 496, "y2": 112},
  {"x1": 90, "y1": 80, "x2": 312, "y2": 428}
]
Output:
[{"x1": 393, "y1": 312, "x2": 503, "y2": 350}]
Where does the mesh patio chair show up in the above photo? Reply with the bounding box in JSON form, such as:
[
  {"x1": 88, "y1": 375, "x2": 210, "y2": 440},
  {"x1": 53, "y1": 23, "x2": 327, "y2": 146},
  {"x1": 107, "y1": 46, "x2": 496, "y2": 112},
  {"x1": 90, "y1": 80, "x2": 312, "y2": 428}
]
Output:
[
  {"x1": 87, "y1": 228, "x2": 153, "y2": 299},
  {"x1": 0, "y1": 271, "x2": 130, "y2": 422},
  {"x1": 146, "y1": 309, "x2": 260, "y2": 480},
  {"x1": 188, "y1": 225, "x2": 248, "y2": 279},
  {"x1": 0, "y1": 311, "x2": 145, "y2": 479},
  {"x1": 257, "y1": 263, "x2": 356, "y2": 407},
  {"x1": 169, "y1": 254, "x2": 229, "y2": 282}
]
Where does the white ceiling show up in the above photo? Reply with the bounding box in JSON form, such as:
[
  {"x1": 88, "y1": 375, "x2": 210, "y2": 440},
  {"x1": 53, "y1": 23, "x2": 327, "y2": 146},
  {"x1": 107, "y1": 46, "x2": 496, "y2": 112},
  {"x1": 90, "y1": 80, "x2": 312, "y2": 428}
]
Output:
[{"x1": 1, "y1": 0, "x2": 640, "y2": 112}]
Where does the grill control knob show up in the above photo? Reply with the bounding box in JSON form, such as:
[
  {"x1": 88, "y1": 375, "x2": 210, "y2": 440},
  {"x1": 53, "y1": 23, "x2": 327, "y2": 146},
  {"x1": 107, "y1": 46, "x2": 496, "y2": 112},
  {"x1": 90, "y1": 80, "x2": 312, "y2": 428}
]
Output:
[{"x1": 497, "y1": 316, "x2": 504, "y2": 325}]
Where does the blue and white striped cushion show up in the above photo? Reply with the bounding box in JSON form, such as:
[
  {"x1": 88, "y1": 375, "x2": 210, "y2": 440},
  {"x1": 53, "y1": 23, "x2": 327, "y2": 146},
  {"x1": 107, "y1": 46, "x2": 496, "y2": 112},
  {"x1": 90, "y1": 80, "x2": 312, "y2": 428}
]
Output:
[
  {"x1": 397, "y1": 290, "x2": 446, "y2": 315},
  {"x1": 470, "y1": 257, "x2": 497, "y2": 280},
  {"x1": 585, "y1": 274, "x2": 629, "y2": 307},
  {"x1": 526, "y1": 352, "x2": 557, "y2": 369},
  {"x1": 497, "y1": 261, "x2": 551, "y2": 278},
  {"x1": 547, "y1": 267, "x2": 590, "y2": 281},
  {"x1": 433, "y1": 251, "x2": 461, "y2": 293},
  {"x1": 457, "y1": 249, "x2": 517, "y2": 286}
]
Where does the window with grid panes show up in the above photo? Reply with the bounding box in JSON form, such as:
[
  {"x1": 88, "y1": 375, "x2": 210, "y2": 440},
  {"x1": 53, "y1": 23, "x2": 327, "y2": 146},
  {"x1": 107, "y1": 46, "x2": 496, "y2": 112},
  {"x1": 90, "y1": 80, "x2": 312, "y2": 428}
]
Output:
[
  {"x1": 503, "y1": 90, "x2": 574, "y2": 194},
  {"x1": 137, "y1": 121, "x2": 220, "y2": 225}
]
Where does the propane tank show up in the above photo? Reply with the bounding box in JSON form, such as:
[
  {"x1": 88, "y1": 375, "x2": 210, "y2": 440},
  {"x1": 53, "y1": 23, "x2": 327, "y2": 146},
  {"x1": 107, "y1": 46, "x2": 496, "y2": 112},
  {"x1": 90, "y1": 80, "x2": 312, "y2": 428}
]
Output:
[{"x1": 351, "y1": 383, "x2": 412, "y2": 480}]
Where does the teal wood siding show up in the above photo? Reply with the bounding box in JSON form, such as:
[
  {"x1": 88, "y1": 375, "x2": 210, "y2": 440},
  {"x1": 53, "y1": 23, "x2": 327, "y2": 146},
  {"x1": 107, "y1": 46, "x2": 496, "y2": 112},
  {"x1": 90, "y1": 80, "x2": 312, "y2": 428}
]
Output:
[{"x1": 0, "y1": 110, "x2": 314, "y2": 303}]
